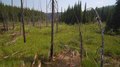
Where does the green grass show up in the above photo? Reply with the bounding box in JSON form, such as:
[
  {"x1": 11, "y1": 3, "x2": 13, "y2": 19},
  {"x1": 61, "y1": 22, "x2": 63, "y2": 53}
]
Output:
[{"x1": 0, "y1": 23, "x2": 120, "y2": 67}]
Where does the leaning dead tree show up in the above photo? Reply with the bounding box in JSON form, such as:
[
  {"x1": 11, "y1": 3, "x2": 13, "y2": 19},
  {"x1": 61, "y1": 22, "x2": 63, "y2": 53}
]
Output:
[
  {"x1": 92, "y1": 8, "x2": 104, "y2": 67},
  {"x1": 49, "y1": 0, "x2": 55, "y2": 61},
  {"x1": 21, "y1": 0, "x2": 26, "y2": 43}
]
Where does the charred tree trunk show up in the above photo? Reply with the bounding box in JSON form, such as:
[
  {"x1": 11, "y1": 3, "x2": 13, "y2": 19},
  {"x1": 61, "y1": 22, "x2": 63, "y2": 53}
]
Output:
[
  {"x1": 49, "y1": 0, "x2": 54, "y2": 61},
  {"x1": 21, "y1": 0, "x2": 26, "y2": 43}
]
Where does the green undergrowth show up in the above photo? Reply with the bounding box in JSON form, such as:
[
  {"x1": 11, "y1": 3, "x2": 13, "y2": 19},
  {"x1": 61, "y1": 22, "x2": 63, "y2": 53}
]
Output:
[{"x1": 0, "y1": 23, "x2": 120, "y2": 67}]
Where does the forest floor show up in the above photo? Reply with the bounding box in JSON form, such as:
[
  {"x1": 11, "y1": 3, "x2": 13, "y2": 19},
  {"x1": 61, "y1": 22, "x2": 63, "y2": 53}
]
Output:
[{"x1": 0, "y1": 23, "x2": 120, "y2": 67}]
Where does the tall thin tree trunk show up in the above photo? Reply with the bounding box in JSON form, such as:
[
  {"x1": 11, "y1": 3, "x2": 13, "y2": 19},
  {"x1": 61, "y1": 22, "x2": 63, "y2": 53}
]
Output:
[
  {"x1": 32, "y1": 2, "x2": 35, "y2": 27},
  {"x1": 79, "y1": 30, "x2": 83, "y2": 67},
  {"x1": 73, "y1": 5, "x2": 83, "y2": 66},
  {"x1": 93, "y1": 9, "x2": 104, "y2": 67},
  {"x1": 32, "y1": 10, "x2": 34, "y2": 26},
  {"x1": 49, "y1": 0, "x2": 54, "y2": 61},
  {"x1": 46, "y1": 0, "x2": 48, "y2": 27},
  {"x1": 21, "y1": 0, "x2": 26, "y2": 43},
  {"x1": 56, "y1": 2, "x2": 59, "y2": 33},
  {"x1": 11, "y1": 0, "x2": 15, "y2": 30}
]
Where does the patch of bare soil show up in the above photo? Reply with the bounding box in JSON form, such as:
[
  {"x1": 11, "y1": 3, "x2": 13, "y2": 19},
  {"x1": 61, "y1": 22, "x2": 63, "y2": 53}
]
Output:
[
  {"x1": 104, "y1": 56, "x2": 120, "y2": 67},
  {"x1": 54, "y1": 50, "x2": 80, "y2": 67},
  {"x1": 42, "y1": 45, "x2": 81, "y2": 67}
]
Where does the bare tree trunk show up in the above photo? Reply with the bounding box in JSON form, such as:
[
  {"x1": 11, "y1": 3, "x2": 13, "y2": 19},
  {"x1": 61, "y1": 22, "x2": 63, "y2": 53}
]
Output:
[
  {"x1": 39, "y1": 0, "x2": 42, "y2": 28},
  {"x1": 98, "y1": 18, "x2": 104, "y2": 67},
  {"x1": 40, "y1": 10, "x2": 43, "y2": 27},
  {"x1": 38, "y1": 0, "x2": 41, "y2": 28},
  {"x1": 56, "y1": 2, "x2": 59, "y2": 33},
  {"x1": 93, "y1": 9, "x2": 104, "y2": 67},
  {"x1": 32, "y1": 2, "x2": 35, "y2": 27},
  {"x1": 32, "y1": 10, "x2": 35, "y2": 26},
  {"x1": 49, "y1": 0, "x2": 54, "y2": 61},
  {"x1": 46, "y1": 0, "x2": 48, "y2": 27},
  {"x1": 73, "y1": 8, "x2": 83, "y2": 67},
  {"x1": 21, "y1": 0, "x2": 26, "y2": 43},
  {"x1": 11, "y1": 0, "x2": 15, "y2": 30},
  {"x1": 100, "y1": 28, "x2": 104, "y2": 67},
  {"x1": 79, "y1": 30, "x2": 83, "y2": 67}
]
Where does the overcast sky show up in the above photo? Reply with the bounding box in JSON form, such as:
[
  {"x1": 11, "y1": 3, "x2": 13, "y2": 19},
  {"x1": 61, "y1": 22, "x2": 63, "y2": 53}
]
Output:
[{"x1": 1, "y1": 0, "x2": 116, "y2": 13}]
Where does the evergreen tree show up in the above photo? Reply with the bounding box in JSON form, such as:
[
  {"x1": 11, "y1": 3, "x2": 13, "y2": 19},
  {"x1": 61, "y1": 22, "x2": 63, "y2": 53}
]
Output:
[
  {"x1": 106, "y1": 0, "x2": 120, "y2": 33},
  {"x1": 82, "y1": 3, "x2": 87, "y2": 23},
  {"x1": 60, "y1": 2, "x2": 114, "y2": 25}
]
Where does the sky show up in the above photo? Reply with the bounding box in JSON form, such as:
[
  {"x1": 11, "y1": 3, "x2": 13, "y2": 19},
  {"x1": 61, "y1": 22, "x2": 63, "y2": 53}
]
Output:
[{"x1": 1, "y1": 0, "x2": 116, "y2": 13}]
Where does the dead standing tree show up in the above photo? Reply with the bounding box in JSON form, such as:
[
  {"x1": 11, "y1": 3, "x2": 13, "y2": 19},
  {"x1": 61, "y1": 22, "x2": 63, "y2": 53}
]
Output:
[
  {"x1": 56, "y1": 1, "x2": 59, "y2": 33},
  {"x1": 46, "y1": 0, "x2": 48, "y2": 27},
  {"x1": 95, "y1": 10, "x2": 104, "y2": 67},
  {"x1": 32, "y1": 3, "x2": 35, "y2": 27},
  {"x1": 21, "y1": 0, "x2": 26, "y2": 43},
  {"x1": 49, "y1": 0, "x2": 55, "y2": 61},
  {"x1": 11, "y1": 0, "x2": 15, "y2": 30},
  {"x1": 91, "y1": 8, "x2": 104, "y2": 67},
  {"x1": 73, "y1": 1, "x2": 83, "y2": 67},
  {"x1": 39, "y1": 0, "x2": 43, "y2": 28}
]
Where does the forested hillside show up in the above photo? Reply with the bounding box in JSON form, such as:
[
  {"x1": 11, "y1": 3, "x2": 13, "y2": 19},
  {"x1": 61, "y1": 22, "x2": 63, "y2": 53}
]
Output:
[{"x1": 0, "y1": 3, "x2": 46, "y2": 23}]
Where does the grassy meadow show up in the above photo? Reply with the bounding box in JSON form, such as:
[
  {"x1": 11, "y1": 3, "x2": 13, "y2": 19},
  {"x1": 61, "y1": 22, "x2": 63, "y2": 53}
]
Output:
[{"x1": 0, "y1": 23, "x2": 120, "y2": 67}]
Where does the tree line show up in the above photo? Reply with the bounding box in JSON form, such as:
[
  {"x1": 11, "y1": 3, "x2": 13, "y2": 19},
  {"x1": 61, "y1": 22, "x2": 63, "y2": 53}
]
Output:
[
  {"x1": 60, "y1": 1, "x2": 114, "y2": 24},
  {"x1": 0, "y1": 3, "x2": 46, "y2": 25},
  {"x1": 60, "y1": 0, "x2": 120, "y2": 34}
]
